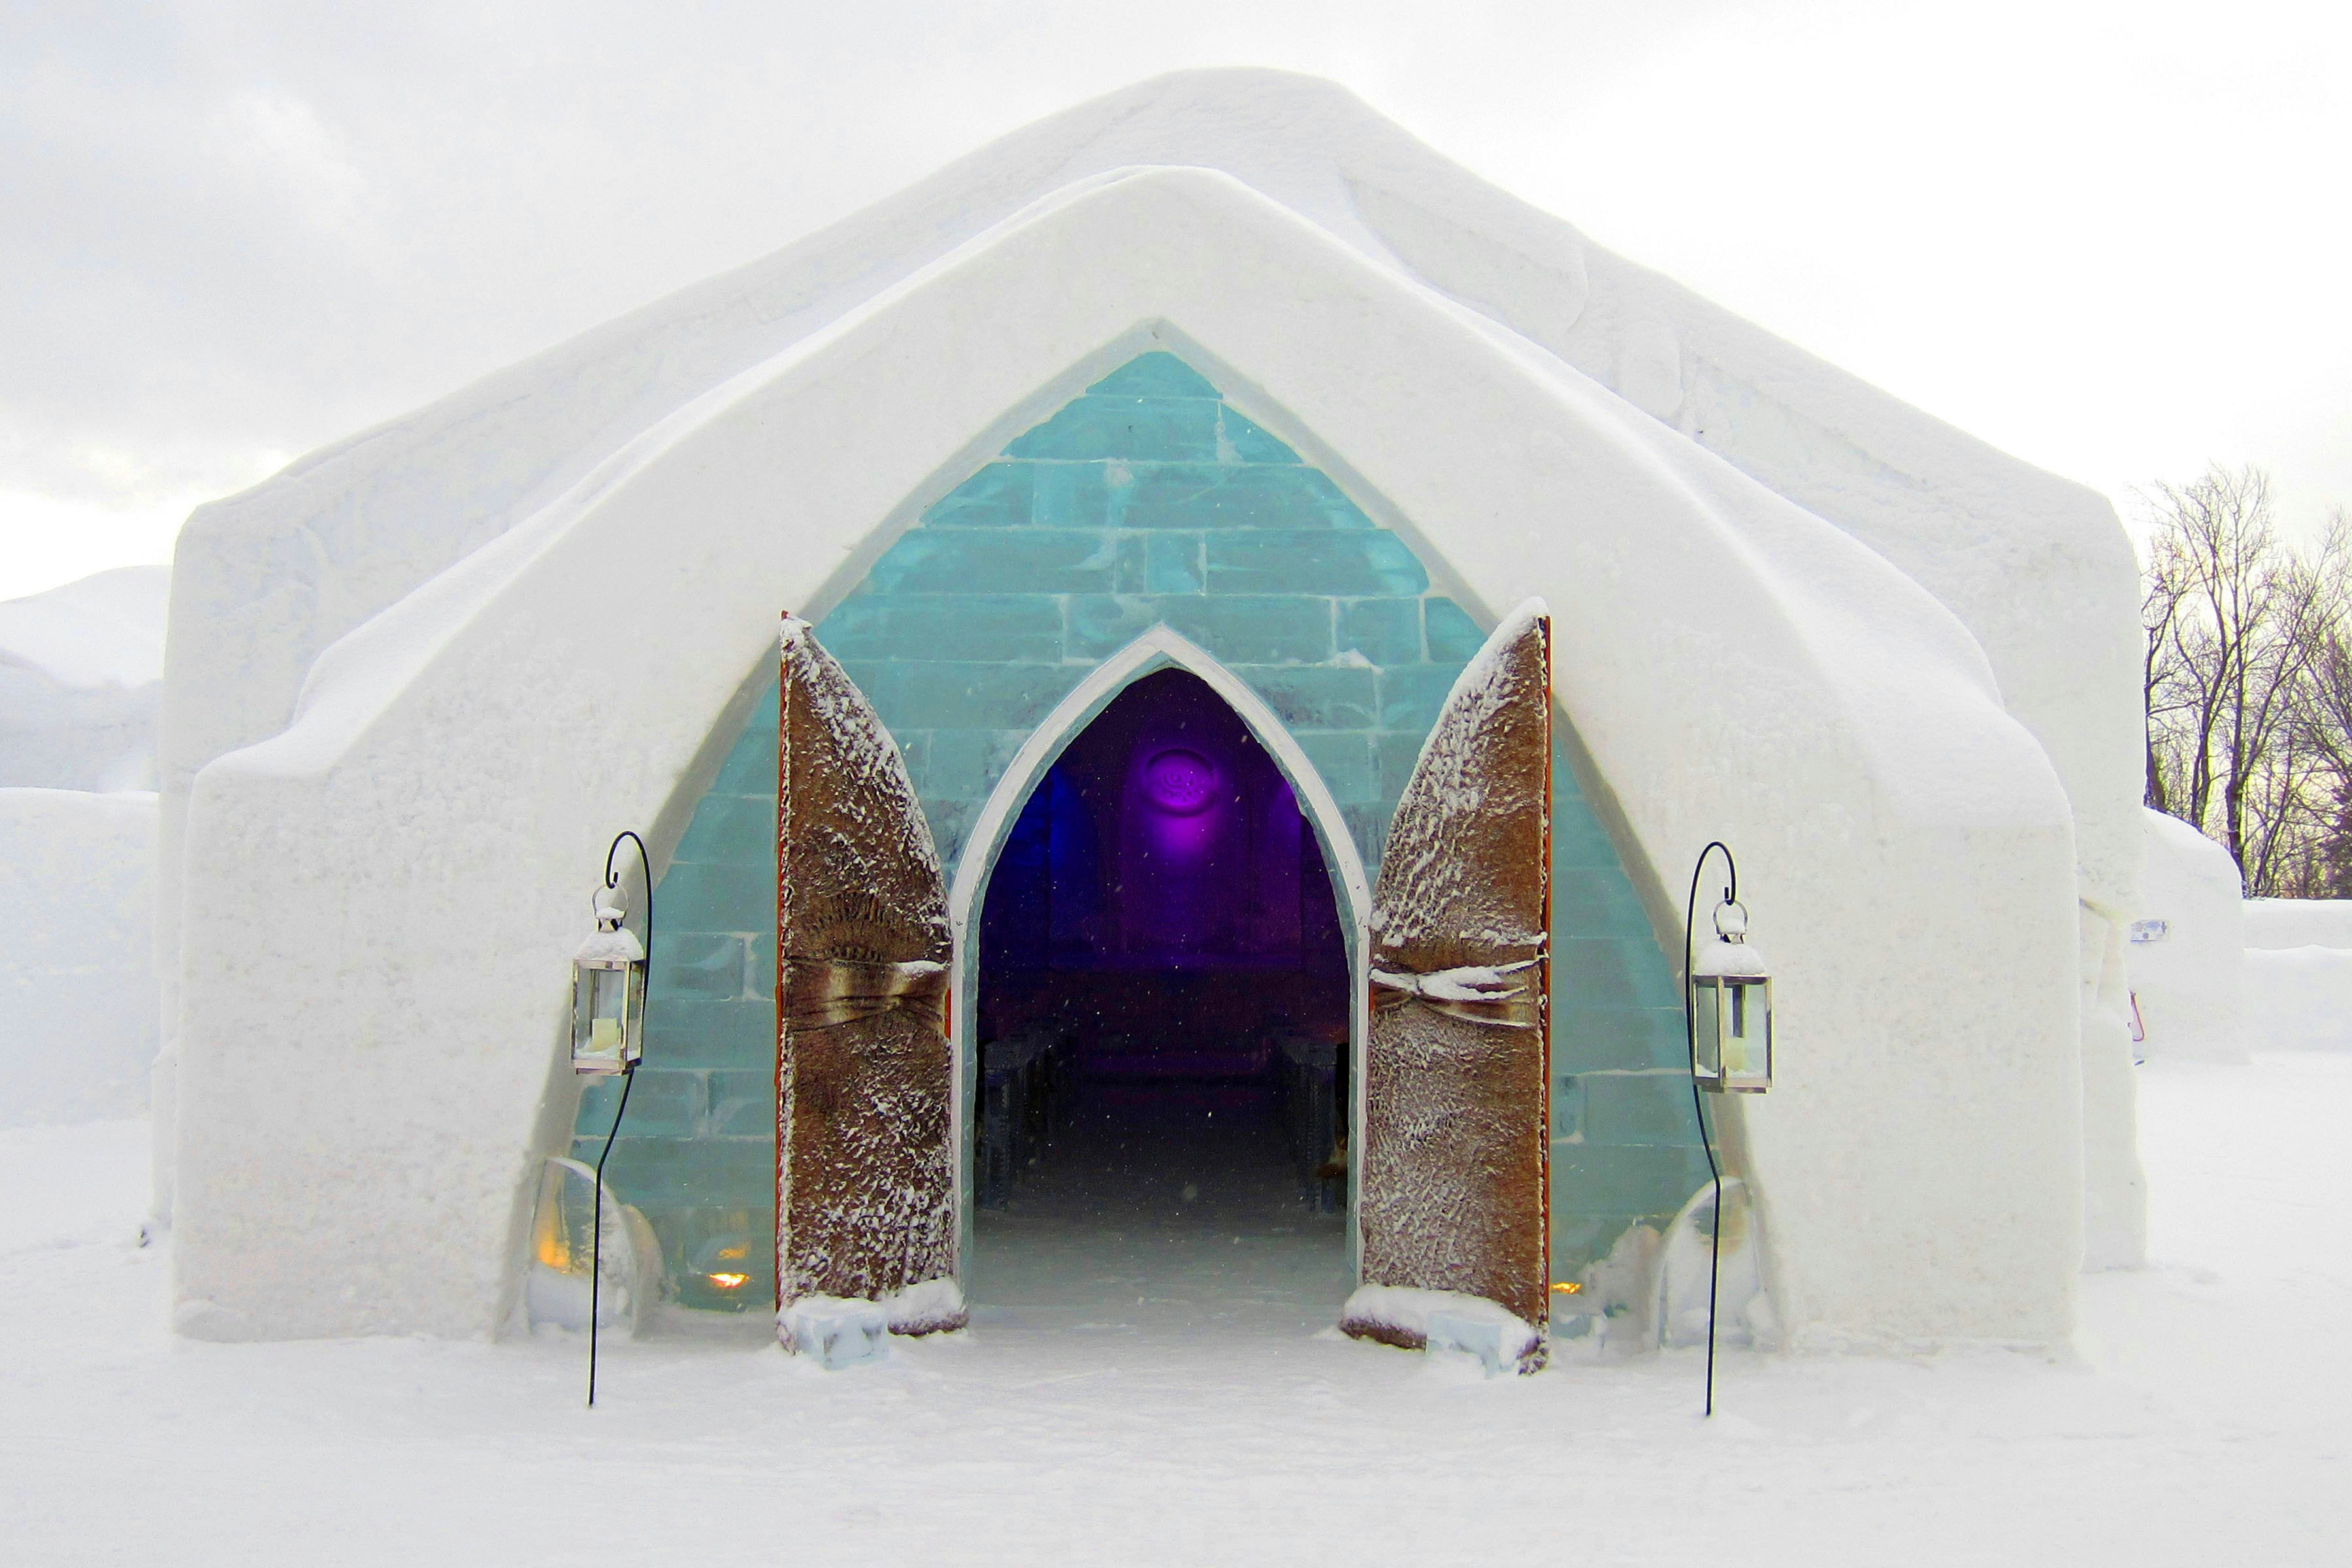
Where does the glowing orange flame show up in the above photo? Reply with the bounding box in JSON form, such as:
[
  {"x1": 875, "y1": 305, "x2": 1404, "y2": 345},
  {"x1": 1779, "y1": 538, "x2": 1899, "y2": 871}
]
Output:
[{"x1": 706, "y1": 1272, "x2": 749, "y2": 1290}]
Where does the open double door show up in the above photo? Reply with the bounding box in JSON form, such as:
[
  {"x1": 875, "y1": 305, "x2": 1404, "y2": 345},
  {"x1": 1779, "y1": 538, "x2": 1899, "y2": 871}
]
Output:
[{"x1": 771, "y1": 606, "x2": 1552, "y2": 1369}]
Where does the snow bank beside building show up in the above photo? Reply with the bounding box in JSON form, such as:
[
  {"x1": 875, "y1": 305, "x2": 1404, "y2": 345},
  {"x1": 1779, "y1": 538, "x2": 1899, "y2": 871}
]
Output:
[
  {"x1": 2241, "y1": 947, "x2": 2352, "y2": 1052},
  {"x1": 2244, "y1": 898, "x2": 2352, "y2": 950},
  {"x1": 2125, "y1": 810, "x2": 2246, "y2": 1063},
  {"x1": 2118, "y1": 837, "x2": 2352, "y2": 1054},
  {"x1": 0, "y1": 569, "x2": 167, "y2": 1128},
  {"x1": 0, "y1": 789, "x2": 159, "y2": 1126},
  {"x1": 0, "y1": 566, "x2": 167, "y2": 792},
  {"x1": 2241, "y1": 897, "x2": 2352, "y2": 1051}
]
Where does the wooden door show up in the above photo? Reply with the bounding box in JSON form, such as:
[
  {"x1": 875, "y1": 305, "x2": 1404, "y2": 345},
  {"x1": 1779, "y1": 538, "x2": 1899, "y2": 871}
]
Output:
[
  {"x1": 774, "y1": 615, "x2": 963, "y2": 1341},
  {"x1": 1345, "y1": 604, "x2": 1551, "y2": 1370}
]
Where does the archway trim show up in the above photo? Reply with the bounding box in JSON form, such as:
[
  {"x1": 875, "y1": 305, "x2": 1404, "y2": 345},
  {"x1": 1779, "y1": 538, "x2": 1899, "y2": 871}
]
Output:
[{"x1": 947, "y1": 624, "x2": 1371, "y2": 935}]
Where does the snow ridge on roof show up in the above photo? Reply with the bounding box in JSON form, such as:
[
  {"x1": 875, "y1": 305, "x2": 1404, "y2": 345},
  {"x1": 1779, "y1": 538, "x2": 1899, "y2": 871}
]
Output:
[{"x1": 165, "y1": 67, "x2": 2137, "y2": 904}]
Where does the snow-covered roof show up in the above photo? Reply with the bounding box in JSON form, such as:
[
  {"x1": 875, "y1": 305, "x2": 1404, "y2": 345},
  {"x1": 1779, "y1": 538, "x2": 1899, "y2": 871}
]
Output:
[{"x1": 165, "y1": 68, "x2": 2138, "y2": 906}]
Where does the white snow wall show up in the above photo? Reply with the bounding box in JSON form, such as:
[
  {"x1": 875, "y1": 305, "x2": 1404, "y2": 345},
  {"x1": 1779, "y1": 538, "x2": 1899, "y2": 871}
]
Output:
[
  {"x1": 2127, "y1": 810, "x2": 2246, "y2": 1064},
  {"x1": 154, "y1": 73, "x2": 2144, "y2": 1264},
  {"x1": 2242, "y1": 898, "x2": 2352, "y2": 1052},
  {"x1": 168, "y1": 168, "x2": 2084, "y2": 1348}
]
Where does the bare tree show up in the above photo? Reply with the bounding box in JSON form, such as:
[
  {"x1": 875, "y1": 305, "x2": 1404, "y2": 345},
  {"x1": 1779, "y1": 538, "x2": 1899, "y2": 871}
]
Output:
[
  {"x1": 2142, "y1": 545, "x2": 2185, "y2": 817},
  {"x1": 2142, "y1": 468, "x2": 2351, "y2": 894},
  {"x1": 2278, "y1": 509, "x2": 2352, "y2": 894}
]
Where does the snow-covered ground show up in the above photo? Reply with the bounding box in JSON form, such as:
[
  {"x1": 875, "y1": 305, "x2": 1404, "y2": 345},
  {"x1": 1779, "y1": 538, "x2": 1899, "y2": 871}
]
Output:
[{"x1": 5, "y1": 1060, "x2": 2344, "y2": 1565}]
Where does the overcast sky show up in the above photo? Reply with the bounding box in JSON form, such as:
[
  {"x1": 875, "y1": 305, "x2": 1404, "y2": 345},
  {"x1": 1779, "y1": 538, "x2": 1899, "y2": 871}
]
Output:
[{"x1": 4, "y1": 0, "x2": 2345, "y2": 600}]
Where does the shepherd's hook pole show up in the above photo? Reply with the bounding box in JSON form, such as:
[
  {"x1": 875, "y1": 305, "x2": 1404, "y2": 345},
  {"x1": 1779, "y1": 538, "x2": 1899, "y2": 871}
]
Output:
[
  {"x1": 1683, "y1": 841, "x2": 1735, "y2": 1418},
  {"x1": 589, "y1": 830, "x2": 651, "y2": 1409}
]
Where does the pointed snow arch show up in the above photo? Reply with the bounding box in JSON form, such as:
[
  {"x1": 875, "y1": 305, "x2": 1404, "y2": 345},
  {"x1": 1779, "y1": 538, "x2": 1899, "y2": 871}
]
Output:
[
  {"x1": 949, "y1": 625, "x2": 1371, "y2": 938},
  {"x1": 945, "y1": 625, "x2": 1373, "y2": 1254}
]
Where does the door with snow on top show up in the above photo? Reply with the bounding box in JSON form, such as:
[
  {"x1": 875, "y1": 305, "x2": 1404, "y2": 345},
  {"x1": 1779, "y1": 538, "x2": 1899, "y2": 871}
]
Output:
[
  {"x1": 1343, "y1": 602, "x2": 1551, "y2": 1373},
  {"x1": 774, "y1": 615, "x2": 964, "y2": 1346}
]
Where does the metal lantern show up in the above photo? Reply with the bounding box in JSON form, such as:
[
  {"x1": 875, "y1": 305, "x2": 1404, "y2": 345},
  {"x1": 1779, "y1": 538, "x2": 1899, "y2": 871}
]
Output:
[
  {"x1": 1690, "y1": 898, "x2": 1771, "y2": 1094},
  {"x1": 571, "y1": 885, "x2": 646, "y2": 1075}
]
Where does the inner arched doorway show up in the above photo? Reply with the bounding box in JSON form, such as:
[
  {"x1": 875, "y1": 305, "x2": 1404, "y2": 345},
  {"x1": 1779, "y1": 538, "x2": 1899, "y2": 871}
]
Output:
[{"x1": 965, "y1": 667, "x2": 1356, "y2": 1318}]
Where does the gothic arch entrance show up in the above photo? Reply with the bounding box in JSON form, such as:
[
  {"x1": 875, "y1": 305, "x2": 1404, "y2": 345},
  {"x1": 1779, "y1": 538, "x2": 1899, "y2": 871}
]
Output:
[
  {"x1": 945, "y1": 620, "x2": 1373, "y2": 1260},
  {"x1": 960, "y1": 662, "x2": 1358, "y2": 1314},
  {"x1": 772, "y1": 610, "x2": 1555, "y2": 1367}
]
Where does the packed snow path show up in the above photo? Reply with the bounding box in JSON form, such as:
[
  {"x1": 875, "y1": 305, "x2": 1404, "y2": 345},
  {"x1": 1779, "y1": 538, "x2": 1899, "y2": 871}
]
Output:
[
  {"x1": 4, "y1": 1059, "x2": 2344, "y2": 1564},
  {"x1": 969, "y1": 1088, "x2": 1352, "y2": 1345}
]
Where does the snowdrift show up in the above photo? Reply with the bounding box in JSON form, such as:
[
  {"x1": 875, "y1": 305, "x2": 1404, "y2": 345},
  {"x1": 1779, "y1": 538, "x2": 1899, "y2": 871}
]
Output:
[
  {"x1": 0, "y1": 788, "x2": 158, "y2": 1126},
  {"x1": 1, "y1": 566, "x2": 167, "y2": 792}
]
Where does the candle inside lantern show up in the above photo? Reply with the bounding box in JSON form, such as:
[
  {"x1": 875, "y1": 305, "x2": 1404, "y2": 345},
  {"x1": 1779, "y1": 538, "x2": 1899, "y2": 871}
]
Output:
[{"x1": 1722, "y1": 984, "x2": 1751, "y2": 1074}]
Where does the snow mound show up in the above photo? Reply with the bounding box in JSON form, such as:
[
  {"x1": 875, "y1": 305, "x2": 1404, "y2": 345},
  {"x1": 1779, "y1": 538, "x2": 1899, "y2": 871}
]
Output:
[
  {"x1": 2242, "y1": 947, "x2": 2352, "y2": 1053},
  {"x1": 0, "y1": 566, "x2": 168, "y2": 792},
  {"x1": 778, "y1": 1277, "x2": 966, "y2": 1364},
  {"x1": 0, "y1": 789, "x2": 157, "y2": 1126},
  {"x1": 2243, "y1": 898, "x2": 2352, "y2": 951},
  {"x1": 0, "y1": 566, "x2": 169, "y2": 690},
  {"x1": 1341, "y1": 1284, "x2": 1541, "y2": 1375},
  {"x1": 2126, "y1": 810, "x2": 2246, "y2": 1063},
  {"x1": 881, "y1": 1275, "x2": 968, "y2": 1336}
]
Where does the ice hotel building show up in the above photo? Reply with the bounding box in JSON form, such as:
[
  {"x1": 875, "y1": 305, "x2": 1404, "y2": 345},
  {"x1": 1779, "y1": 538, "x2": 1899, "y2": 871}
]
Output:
[{"x1": 153, "y1": 71, "x2": 2146, "y2": 1363}]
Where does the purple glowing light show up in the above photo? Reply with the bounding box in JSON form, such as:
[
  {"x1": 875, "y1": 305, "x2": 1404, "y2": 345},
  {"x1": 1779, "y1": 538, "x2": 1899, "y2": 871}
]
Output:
[{"x1": 1143, "y1": 747, "x2": 1218, "y2": 814}]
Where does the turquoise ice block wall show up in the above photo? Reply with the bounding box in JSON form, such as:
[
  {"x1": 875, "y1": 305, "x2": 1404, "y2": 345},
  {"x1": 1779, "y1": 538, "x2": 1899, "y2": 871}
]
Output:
[{"x1": 574, "y1": 352, "x2": 1708, "y2": 1314}]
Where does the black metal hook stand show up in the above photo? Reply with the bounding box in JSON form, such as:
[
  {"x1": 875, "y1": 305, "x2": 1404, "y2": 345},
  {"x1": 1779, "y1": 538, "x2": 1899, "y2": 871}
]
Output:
[
  {"x1": 1682, "y1": 840, "x2": 1735, "y2": 1418},
  {"x1": 588, "y1": 830, "x2": 651, "y2": 1410}
]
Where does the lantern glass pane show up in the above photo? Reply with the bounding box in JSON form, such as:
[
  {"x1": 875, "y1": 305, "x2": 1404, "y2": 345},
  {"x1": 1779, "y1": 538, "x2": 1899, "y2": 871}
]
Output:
[
  {"x1": 623, "y1": 964, "x2": 645, "y2": 1066},
  {"x1": 1690, "y1": 975, "x2": 1724, "y2": 1086},
  {"x1": 572, "y1": 963, "x2": 635, "y2": 1072},
  {"x1": 1722, "y1": 975, "x2": 1771, "y2": 1092}
]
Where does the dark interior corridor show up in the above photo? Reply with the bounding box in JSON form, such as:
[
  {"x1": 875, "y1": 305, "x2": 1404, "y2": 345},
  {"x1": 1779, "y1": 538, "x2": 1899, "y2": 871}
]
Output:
[{"x1": 971, "y1": 670, "x2": 1352, "y2": 1311}]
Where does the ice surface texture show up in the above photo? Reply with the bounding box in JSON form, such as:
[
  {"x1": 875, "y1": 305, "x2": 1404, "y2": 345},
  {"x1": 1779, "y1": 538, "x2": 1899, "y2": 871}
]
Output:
[
  {"x1": 587, "y1": 351, "x2": 1683, "y2": 1309},
  {"x1": 774, "y1": 619, "x2": 962, "y2": 1331},
  {"x1": 777, "y1": 1296, "x2": 890, "y2": 1369},
  {"x1": 1353, "y1": 606, "x2": 1550, "y2": 1357}
]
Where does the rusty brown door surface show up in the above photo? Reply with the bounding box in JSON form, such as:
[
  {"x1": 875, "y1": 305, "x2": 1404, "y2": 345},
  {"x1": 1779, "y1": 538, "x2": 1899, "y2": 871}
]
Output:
[
  {"x1": 773, "y1": 615, "x2": 962, "y2": 1340},
  {"x1": 1347, "y1": 605, "x2": 1552, "y2": 1365}
]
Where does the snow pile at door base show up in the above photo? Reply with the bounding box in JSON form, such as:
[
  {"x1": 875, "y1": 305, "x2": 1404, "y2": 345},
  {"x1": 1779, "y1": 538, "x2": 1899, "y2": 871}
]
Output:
[{"x1": 161, "y1": 69, "x2": 2132, "y2": 1350}]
